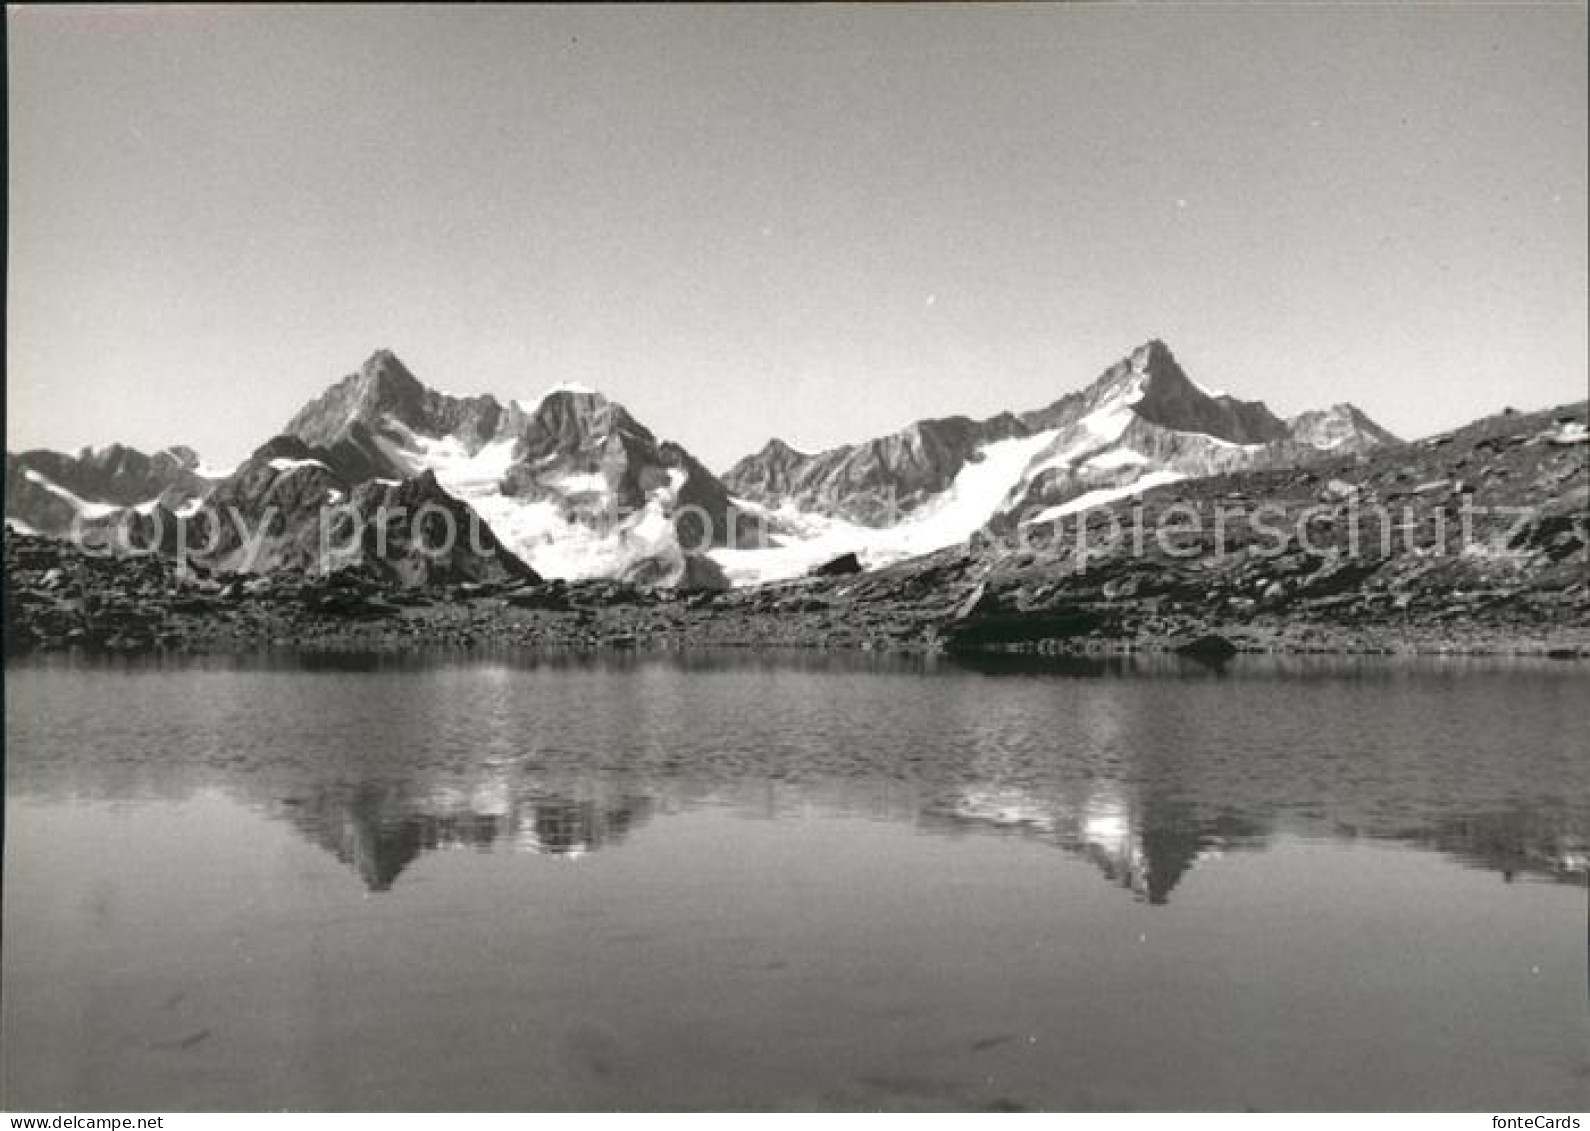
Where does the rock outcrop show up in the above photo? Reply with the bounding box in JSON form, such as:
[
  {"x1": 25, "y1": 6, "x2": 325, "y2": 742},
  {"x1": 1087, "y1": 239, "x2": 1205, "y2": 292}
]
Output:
[{"x1": 157, "y1": 436, "x2": 538, "y2": 584}]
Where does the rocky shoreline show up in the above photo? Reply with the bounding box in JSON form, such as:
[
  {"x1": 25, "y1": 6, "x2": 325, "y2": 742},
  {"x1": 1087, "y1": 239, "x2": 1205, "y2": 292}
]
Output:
[{"x1": 6, "y1": 529, "x2": 1588, "y2": 662}]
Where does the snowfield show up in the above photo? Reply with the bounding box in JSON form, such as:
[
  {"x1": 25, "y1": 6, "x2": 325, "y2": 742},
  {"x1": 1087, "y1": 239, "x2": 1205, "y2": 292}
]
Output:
[
  {"x1": 369, "y1": 412, "x2": 690, "y2": 581},
  {"x1": 711, "y1": 429, "x2": 1061, "y2": 585},
  {"x1": 708, "y1": 365, "x2": 1221, "y2": 585},
  {"x1": 1084, "y1": 448, "x2": 1151, "y2": 470}
]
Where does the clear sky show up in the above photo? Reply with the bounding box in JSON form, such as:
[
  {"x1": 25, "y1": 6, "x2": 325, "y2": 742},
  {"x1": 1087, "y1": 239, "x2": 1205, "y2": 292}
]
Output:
[{"x1": 8, "y1": 4, "x2": 1587, "y2": 472}]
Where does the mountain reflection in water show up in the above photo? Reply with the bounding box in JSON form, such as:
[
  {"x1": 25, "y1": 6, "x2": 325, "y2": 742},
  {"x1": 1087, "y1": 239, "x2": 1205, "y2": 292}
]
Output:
[
  {"x1": 275, "y1": 784, "x2": 656, "y2": 889},
  {"x1": 5, "y1": 651, "x2": 1588, "y2": 1113},
  {"x1": 6, "y1": 650, "x2": 1587, "y2": 904},
  {"x1": 246, "y1": 766, "x2": 1584, "y2": 899}
]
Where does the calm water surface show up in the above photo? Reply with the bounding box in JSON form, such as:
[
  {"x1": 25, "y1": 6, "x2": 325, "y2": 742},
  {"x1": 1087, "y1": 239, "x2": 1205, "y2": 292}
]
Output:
[{"x1": 4, "y1": 650, "x2": 1587, "y2": 1111}]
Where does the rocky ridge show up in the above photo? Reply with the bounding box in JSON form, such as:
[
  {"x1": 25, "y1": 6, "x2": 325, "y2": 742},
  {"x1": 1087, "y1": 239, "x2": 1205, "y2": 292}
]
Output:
[
  {"x1": 5, "y1": 444, "x2": 220, "y2": 535},
  {"x1": 722, "y1": 340, "x2": 1401, "y2": 534},
  {"x1": 5, "y1": 350, "x2": 764, "y2": 588},
  {"x1": 6, "y1": 341, "x2": 1397, "y2": 588}
]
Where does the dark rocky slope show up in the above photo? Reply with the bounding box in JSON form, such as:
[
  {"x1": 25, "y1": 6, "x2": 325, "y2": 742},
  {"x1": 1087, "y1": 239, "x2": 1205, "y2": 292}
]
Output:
[{"x1": 945, "y1": 399, "x2": 1587, "y2": 652}]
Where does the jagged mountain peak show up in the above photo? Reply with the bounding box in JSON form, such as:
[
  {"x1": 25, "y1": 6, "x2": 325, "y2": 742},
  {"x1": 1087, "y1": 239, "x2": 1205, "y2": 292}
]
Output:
[
  {"x1": 75, "y1": 442, "x2": 124, "y2": 463},
  {"x1": 352, "y1": 348, "x2": 426, "y2": 400},
  {"x1": 526, "y1": 382, "x2": 634, "y2": 426},
  {"x1": 719, "y1": 336, "x2": 1404, "y2": 582},
  {"x1": 1313, "y1": 401, "x2": 1388, "y2": 426},
  {"x1": 285, "y1": 350, "x2": 505, "y2": 456},
  {"x1": 1092, "y1": 337, "x2": 1178, "y2": 390},
  {"x1": 501, "y1": 383, "x2": 654, "y2": 470},
  {"x1": 519, "y1": 380, "x2": 606, "y2": 406},
  {"x1": 6, "y1": 340, "x2": 1409, "y2": 592},
  {"x1": 67, "y1": 442, "x2": 206, "y2": 477},
  {"x1": 1061, "y1": 339, "x2": 1288, "y2": 445},
  {"x1": 315, "y1": 349, "x2": 437, "y2": 430},
  {"x1": 161, "y1": 445, "x2": 202, "y2": 470},
  {"x1": 1125, "y1": 337, "x2": 1177, "y2": 379},
  {"x1": 504, "y1": 382, "x2": 613, "y2": 427},
  {"x1": 77, "y1": 442, "x2": 156, "y2": 471},
  {"x1": 1167, "y1": 349, "x2": 1284, "y2": 440}
]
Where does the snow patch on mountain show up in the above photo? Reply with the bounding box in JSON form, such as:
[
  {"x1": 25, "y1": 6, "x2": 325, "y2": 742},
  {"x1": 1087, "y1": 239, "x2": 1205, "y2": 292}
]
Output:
[
  {"x1": 471, "y1": 464, "x2": 688, "y2": 582},
  {"x1": 1198, "y1": 434, "x2": 1267, "y2": 451},
  {"x1": 267, "y1": 457, "x2": 332, "y2": 474},
  {"x1": 709, "y1": 339, "x2": 1394, "y2": 584},
  {"x1": 365, "y1": 409, "x2": 689, "y2": 580},
  {"x1": 192, "y1": 340, "x2": 1402, "y2": 588},
  {"x1": 1083, "y1": 448, "x2": 1151, "y2": 470},
  {"x1": 1080, "y1": 375, "x2": 1148, "y2": 438},
  {"x1": 890, "y1": 430, "x2": 1062, "y2": 555},
  {"x1": 1023, "y1": 470, "x2": 1186, "y2": 526}
]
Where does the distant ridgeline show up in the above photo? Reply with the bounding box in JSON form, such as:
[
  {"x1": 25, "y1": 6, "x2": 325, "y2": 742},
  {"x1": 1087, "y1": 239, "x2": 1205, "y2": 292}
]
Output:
[{"x1": 7, "y1": 339, "x2": 1422, "y2": 588}]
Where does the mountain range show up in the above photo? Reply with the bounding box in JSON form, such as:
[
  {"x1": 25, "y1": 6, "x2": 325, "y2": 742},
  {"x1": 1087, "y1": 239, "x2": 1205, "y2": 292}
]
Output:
[{"x1": 5, "y1": 340, "x2": 1402, "y2": 587}]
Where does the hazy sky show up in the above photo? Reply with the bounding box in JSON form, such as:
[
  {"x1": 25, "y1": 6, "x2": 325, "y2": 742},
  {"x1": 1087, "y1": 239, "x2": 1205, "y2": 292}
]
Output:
[{"x1": 8, "y1": 4, "x2": 1587, "y2": 471}]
